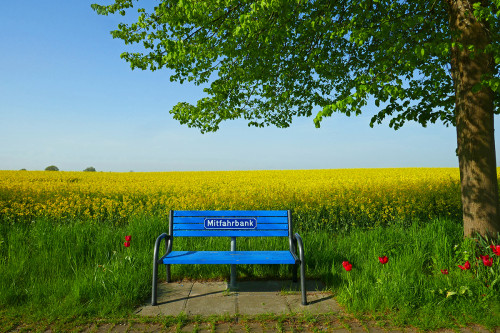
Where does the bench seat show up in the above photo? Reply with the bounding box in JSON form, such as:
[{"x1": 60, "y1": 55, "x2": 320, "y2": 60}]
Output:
[{"x1": 162, "y1": 250, "x2": 297, "y2": 265}]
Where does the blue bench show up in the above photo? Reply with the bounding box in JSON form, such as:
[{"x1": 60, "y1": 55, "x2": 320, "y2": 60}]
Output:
[{"x1": 152, "y1": 210, "x2": 307, "y2": 305}]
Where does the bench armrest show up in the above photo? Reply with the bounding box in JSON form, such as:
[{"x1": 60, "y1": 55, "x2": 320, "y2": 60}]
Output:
[
  {"x1": 152, "y1": 233, "x2": 172, "y2": 306},
  {"x1": 153, "y1": 233, "x2": 172, "y2": 264},
  {"x1": 293, "y1": 233, "x2": 305, "y2": 264}
]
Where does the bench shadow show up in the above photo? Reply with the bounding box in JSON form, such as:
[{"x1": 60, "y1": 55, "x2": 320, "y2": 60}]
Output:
[
  {"x1": 307, "y1": 294, "x2": 334, "y2": 305},
  {"x1": 155, "y1": 290, "x2": 226, "y2": 306},
  {"x1": 154, "y1": 279, "x2": 331, "y2": 306},
  {"x1": 235, "y1": 279, "x2": 327, "y2": 292}
]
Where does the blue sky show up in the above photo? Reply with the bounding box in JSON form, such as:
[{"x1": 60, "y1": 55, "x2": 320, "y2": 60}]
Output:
[{"x1": 0, "y1": 1, "x2": 494, "y2": 172}]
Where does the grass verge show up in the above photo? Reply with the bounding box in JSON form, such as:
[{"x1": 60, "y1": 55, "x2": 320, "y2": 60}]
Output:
[{"x1": 0, "y1": 216, "x2": 498, "y2": 330}]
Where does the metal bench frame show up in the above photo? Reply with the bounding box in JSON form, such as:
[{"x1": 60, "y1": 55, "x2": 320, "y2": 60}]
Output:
[{"x1": 152, "y1": 210, "x2": 307, "y2": 306}]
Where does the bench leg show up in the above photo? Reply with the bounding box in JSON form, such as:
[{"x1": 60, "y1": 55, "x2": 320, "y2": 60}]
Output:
[
  {"x1": 229, "y1": 237, "x2": 238, "y2": 289},
  {"x1": 294, "y1": 233, "x2": 307, "y2": 305},
  {"x1": 300, "y1": 259, "x2": 307, "y2": 305},
  {"x1": 152, "y1": 259, "x2": 158, "y2": 306},
  {"x1": 152, "y1": 264, "x2": 170, "y2": 305}
]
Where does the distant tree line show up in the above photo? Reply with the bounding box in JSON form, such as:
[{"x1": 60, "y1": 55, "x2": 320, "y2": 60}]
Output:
[
  {"x1": 45, "y1": 165, "x2": 59, "y2": 171},
  {"x1": 41, "y1": 166, "x2": 97, "y2": 172}
]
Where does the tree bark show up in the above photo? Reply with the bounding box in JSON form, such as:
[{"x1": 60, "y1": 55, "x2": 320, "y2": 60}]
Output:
[{"x1": 448, "y1": 0, "x2": 500, "y2": 238}]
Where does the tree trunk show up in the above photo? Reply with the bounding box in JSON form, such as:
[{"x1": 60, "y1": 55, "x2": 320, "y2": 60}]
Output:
[{"x1": 448, "y1": 0, "x2": 500, "y2": 238}]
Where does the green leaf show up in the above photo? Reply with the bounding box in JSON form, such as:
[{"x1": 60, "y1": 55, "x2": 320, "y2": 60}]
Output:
[
  {"x1": 493, "y1": 81, "x2": 500, "y2": 92},
  {"x1": 459, "y1": 286, "x2": 470, "y2": 295},
  {"x1": 446, "y1": 291, "x2": 456, "y2": 298}
]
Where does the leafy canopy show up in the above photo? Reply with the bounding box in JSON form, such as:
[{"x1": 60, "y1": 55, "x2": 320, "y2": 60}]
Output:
[{"x1": 92, "y1": 0, "x2": 500, "y2": 133}]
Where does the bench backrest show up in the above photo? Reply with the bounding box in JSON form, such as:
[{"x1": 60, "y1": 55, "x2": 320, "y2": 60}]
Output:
[{"x1": 169, "y1": 210, "x2": 292, "y2": 238}]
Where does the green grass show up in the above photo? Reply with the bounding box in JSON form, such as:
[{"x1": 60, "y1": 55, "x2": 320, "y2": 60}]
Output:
[
  {"x1": 324, "y1": 220, "x2": 500, "y2": 329},
  {"x1": 0, "y1": 216, "x2": 499, "y2": 330}
]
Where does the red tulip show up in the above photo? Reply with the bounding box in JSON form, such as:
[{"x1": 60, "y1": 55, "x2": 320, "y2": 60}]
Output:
[
  {"x1": 342, "y1": 261, "x2": 352, "y2": 271},
  {"x1": 124, "y1": 241, "x2": 130, "y2": 247},
  {"x1": 458, "y1": 261, "x2": 471, "y2": 270},
  {"x1": 490, "y1": 245, "x2": 500, "y2": 256},
  {"x1": 481, "y1": 255, "x2": 493, "y2": 267},
  {"x1": 125, "y1": 235, "x2": 131, "y2": 242},
  {"x1": 441, "y1": 269, "x2": 449, "y2": 275},
  {"x1": 378, "y1": 256, "x2": 388, "y2": 264}
]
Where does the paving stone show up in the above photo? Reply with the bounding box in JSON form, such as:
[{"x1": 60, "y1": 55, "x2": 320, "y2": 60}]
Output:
[
  {"x1": 139, "y1": 293, "x2": 188, "y2": 317},
  {"x1": 95, "y1": 324, "x2": 114, "y2": 332},
  {"x1": 237, "y1": 280, "x2": 289, "y2": 292},
  {"x1": 316, "y1": 317, "x2": 346, "y2": 330},
  {"x1": 140, "y1": 280, "x2": 338, "y2": 317},
  {"x1": 347, "y1": 321, "x2": 368, "y2": 333},
  {"x1": 239, "y1": 322, "x2": 266, "y2": 333},
  {"x1": 237, "y1": 279, "x2": 326, "y2": 293},
  {"x1": 366, "y1": 326, "x2": 388, "y2": 333},
  {"x1": 141, "y1": 281, "x2": 193, "y2": 316},
  {"x1": 194, "y1": 323, "x2": 216, "y2": 333},
  {"x1": 401, "y1": 327, "x2": 418, "y2": 333},
  {"x1": 135, "y1": 304, "x2": 162, "y2": 316},
  {"x1": 362, "y1": 321, "x2": 398, "y2": 333},
  {"x1": 237, "y1": 294, "x2": 290, "y2": 315},
  {"x1": 180, "y1": 323, "x2": 196, "y2": 332},
  {"x1": 189, "y1": 281, "x2": 228, "y2": 297},
  {"x1": 286, "y1": 293, "x2": 341, "y2": 314},
  {"x1": 214, "y1": 323, "x2": 247, "y2": 333},
  {"x1": 158, "y1": 299, "x2": 188, "y2": 316},
  {"x1": 130, "y1": 323, "x2": 166, "y2": 333},
  {"x1": 257, "y1": 321, "x2": 284, "y2": 333},
  {"x1": 465, "y1": 325, "x2": 494, "y2": 333},
  {"x1": 159, "y1": 281, "x2": 194, "y2": 297},
  {"x1": 185, "y1": 293, "x2": 236, "y2": 316},
  {"x1": 108, "y1": 322, "x2": 130, "y2": 332}
]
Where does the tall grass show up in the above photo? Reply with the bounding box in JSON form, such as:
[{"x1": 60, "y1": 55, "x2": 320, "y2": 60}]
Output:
[
  {"x1": 0, "y1": 216, "x2": 160, "y2": 317},
  {"x1": 0, "y1": 216, "x2": 301, "y2": 318},
  {"x1": 0, "y1": 216, "x2": 499, "y2": 329},
  {"x1": 324, "y1": 220, "x2": 500, "y2": 328}
]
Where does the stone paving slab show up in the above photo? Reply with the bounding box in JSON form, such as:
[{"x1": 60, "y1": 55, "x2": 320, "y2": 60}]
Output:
[
  {"x1": 189, "y1": 281, "x2": 227, "y2": 297},
  {"x1": 72, "y1": 320, "x2": 500, "y2": 333},
  {"x1": 136, "y1": 280, "x2": 336, "y2": 317},
  {"x1": 134, "y1": 280, "x2": 499, "y2": 333},
  {"x1": 286, "y1": 293, "x2": 341, "y2": 314},
  {"x1": 185, "y1": 293, "x2": 236, "y2": 316},
  {"x1": 237, "y1": 294, "x2": 290, "y2": 316}
]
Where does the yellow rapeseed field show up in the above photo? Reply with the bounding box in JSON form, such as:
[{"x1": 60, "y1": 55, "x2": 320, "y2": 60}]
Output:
[{"x1": 0, "y1": 169, "x2": 464, "y2": 229}]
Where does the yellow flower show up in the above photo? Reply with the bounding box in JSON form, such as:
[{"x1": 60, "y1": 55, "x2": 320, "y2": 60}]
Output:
[{"x1": 0, "y1": 168, "x2": 468, "y2": 227}]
